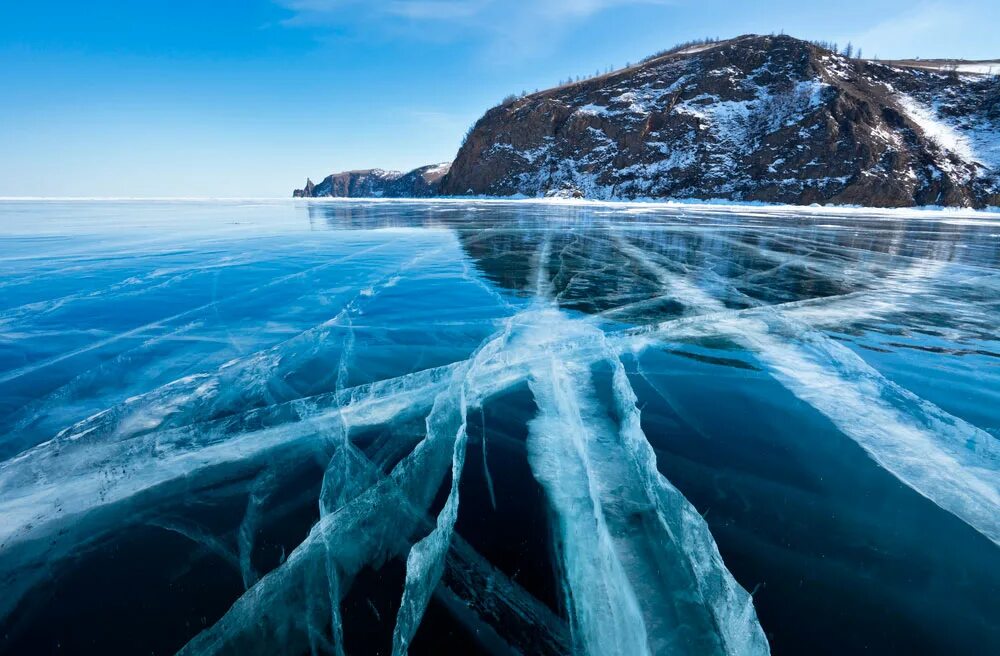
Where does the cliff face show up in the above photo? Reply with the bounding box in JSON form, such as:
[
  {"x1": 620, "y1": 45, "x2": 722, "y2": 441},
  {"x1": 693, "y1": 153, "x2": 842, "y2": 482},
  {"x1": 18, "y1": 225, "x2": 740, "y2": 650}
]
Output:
[
  {"x1": 294, "y1": 162, "x2": 451, "y2": 198},
  {"x1": 292, "y1": 178, "x2": 315, "y2": 198},
  {"x1": 440, "y1": 35, "x2": 999, "y2": 207}
]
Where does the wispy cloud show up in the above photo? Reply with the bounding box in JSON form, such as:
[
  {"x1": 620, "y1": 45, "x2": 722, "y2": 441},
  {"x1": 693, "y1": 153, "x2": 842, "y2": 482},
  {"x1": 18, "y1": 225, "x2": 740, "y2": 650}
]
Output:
[
  {"x1": 384, "y1": 0, "x2": 494, "y2": 20},
  {"x1": 274, "y1": 0, "x2": 673, "y2": 59},
  {"x1": 840, "y1": 2, "x2": 985, "y2": 59}
]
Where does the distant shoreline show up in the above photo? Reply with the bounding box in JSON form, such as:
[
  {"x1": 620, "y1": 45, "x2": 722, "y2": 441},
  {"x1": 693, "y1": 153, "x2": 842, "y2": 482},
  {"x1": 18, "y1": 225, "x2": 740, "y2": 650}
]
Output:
[{"x1": 1, "y1": 195, "x2": 997, "y2": 219}]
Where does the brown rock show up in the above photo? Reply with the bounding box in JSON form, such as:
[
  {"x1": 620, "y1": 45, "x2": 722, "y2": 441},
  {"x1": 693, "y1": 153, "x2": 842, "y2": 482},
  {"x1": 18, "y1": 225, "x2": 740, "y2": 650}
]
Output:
[{"x1": 440, "y1": 35, "x2": 998, "y2": 208}]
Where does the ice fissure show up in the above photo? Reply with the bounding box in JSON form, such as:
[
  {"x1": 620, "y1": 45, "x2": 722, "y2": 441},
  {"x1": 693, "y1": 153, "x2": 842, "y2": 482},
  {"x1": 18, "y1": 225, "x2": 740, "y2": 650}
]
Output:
[
  {"x1": 609, "y1": 230, "x2": 1000, "y2": 547},
  {"x1": 9, "y1": 208, "x2": 996, "y2": 655},
  {"x1": 519, "y1": 304, "x2": 768, "y2": 655}
]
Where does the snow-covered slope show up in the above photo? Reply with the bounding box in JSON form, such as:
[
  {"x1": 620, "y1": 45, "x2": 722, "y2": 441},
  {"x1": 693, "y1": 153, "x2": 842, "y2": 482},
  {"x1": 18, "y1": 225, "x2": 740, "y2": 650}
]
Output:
[
  {"x1": 441, "y1": 35, "x2": 999, "y2": 208},
  {"x1": 886, "y1": 59, "x2": 1000, "y2": 76}
]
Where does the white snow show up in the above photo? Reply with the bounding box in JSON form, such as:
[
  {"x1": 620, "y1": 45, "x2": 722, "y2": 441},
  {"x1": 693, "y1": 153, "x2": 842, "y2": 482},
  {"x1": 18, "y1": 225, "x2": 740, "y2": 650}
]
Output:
[
  {"x1": 423, "y1": 162, "x2": 451, "y2": 175},
  {"x1": 902, "y1": 62, "x2": 1000, "y2": 75},
  {"x1": 897, "y1": 94, "x2": 979, "y2": 165},
  {"x1": 674, "y1": 43, "x2": 719, "y2": 55},
  {"x1": 289, "y1": 196, "x2": 1000, "y2": 220},
  {"x1": 576, "y1": 104, "x2": 610, "y2": 116}
]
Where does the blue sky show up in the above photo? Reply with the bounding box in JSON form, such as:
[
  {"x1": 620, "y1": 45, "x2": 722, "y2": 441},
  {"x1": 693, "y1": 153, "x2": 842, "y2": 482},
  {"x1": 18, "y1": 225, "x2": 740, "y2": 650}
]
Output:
[{"x1": 1, "y1": 0, "x2": 997, "y2": 197}]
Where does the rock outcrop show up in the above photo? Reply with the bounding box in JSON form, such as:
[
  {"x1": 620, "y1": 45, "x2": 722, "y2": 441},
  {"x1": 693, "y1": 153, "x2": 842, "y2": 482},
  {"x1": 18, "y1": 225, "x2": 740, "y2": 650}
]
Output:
[
  {"x1": 440, "y1": 35, "x2": 999, "y2": 207},
  {"x1": 292, "y1": 178, "x2": 316, "y2": 198},
  {"x1": 293, "y1": 163, "x2": 451, "y2": 198},
  {"x1": 296, "y1": 35, "x2": 999, "y2": 207}
]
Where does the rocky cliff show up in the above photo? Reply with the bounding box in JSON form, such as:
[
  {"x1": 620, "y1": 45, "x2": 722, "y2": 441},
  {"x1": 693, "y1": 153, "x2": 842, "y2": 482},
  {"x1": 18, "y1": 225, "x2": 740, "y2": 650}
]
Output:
[
  {"x1": 294, "y1": 162, "x2": 451, "y2": 198},
  {"x1": 297, "y1": 35, "x2": 999, "y2": 208},
  {"x1": 441, "y1": 35, "x2": 998, "y2": 207}
]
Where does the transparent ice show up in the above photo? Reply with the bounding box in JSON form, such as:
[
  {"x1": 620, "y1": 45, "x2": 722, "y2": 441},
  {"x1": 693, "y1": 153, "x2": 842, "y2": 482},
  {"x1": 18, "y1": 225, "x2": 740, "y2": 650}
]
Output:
[{"x1": 0, "y1": 199, "x2": 998, "y2": 655}]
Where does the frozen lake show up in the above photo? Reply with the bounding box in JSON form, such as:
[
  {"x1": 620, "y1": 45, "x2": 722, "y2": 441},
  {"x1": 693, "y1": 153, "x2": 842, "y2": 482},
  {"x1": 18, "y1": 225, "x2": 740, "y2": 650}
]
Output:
[{"x1": 0, "y1": 199, "x2": 998, "y2": 655}]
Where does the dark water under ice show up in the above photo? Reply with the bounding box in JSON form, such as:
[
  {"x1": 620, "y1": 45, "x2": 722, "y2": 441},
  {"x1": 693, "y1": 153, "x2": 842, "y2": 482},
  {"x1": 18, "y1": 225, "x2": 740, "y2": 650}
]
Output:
[{"x1": 0, "y1": 199, "x2": 998, "y2": 656}]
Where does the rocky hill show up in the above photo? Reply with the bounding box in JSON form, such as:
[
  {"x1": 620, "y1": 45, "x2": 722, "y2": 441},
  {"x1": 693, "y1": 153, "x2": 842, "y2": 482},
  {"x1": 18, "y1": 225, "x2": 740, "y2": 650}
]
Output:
[
  {"x1": 294, "y1": 162, "x2": 450, "y2": 198},
  {"x1": 297, "y1": 35, "x2": 1000, "y2": 208}
]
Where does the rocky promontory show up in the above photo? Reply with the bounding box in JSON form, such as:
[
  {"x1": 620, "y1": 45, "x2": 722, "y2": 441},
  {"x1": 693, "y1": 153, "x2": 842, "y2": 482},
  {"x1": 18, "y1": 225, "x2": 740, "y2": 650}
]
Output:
[
  {"x1": 297, "y1": 35, "x2": 1000, "y2": 208},
  {"x1": 294, "y1": 163, "x2": 451, "y2": 198}
]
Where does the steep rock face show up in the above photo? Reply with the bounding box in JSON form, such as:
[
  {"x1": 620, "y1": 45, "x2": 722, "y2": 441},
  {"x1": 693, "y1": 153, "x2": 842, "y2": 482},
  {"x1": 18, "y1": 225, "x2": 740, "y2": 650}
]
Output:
[
  {"x1": 292, "y1": 178, "x2": 315, "y2": 198},
  {"x1": 440, "y1": 35, "x2": 999, "y2": 207},
  {"x1": 294, "y1": 162, "x2": 451, "y2": 198}
]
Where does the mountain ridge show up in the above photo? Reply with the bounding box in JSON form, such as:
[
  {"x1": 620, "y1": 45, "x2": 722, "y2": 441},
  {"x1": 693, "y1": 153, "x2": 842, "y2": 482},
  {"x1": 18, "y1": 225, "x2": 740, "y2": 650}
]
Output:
[
  {"x1": 295, "y1": 34, "x2": 999, "y2": 208},
  {"x1": 294, "y1": 163, "x2": 450, "y2": 199}
]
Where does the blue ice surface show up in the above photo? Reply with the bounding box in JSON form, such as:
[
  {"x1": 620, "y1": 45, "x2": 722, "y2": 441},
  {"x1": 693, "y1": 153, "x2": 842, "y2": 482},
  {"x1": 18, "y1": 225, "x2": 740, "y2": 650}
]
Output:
[{"x1": 0, "y1": 199, "x2": 997, "y2": 656}]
